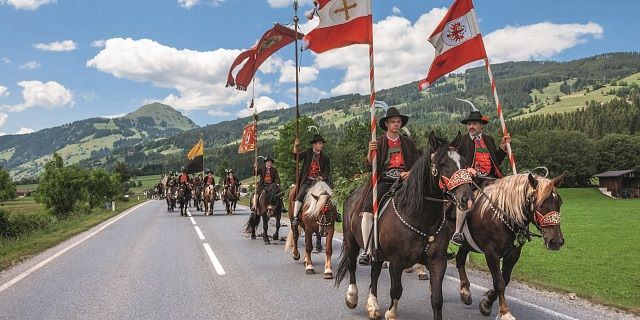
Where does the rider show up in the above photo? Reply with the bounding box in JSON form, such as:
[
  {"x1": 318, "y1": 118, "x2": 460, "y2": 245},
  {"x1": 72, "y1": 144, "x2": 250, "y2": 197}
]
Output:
[
  {"x1": 252, "y1": 156, "x2": 286, "y2": 213},
  {"x1": 359, "y1": 106, "x2": 421, "y2": 265},
  {"x1": 291, "y1": 134, "x2": 332, "y2": 227},
  {"x1": 203, "y1": 168, "x2": 216, "y2": 186},
  {"x1": 451, "y1": 109, "x2": 511, "y2": 246},
  {"x1": 178, "y1": 167, "x2": 190, "y2": 184},
  {"x1": 224, "y1": 169, "x2": 240, "y2": 191}
]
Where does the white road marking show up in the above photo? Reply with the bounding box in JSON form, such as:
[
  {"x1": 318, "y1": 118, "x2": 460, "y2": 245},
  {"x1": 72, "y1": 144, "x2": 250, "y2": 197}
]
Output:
[
  {"x1": 194, "y1": 226, "x2": 205, "y2": 240},
  {"x1": 0, "y1": 201, "x2": 151, "y2": 294},
  {"x1": 331, "y1": 235, "x2": 578, "y2": 320},
  {"x1": 187, "y1": 210, "x2": 192, "y2": 217},
  {"x1": 189, "y1": 217, "x2": 196, "y2": 225},
  {"x1": 203, "y1": 243, "x2": 226, "y2": 275}
]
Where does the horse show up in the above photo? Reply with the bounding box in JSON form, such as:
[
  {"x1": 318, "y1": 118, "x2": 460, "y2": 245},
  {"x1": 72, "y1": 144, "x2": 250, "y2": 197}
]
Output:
[
  {"x1": 335, "y1": 132, "x2": 475, "y2": 320},
  {"x1": 285, "y1": 181, "x2": 339, "y2": 279},
  {"x1": 193, "y1": 184, "x2": 203, "y2": 211},
  {"x1": 176, "y1": 183, "x2": 191, "y2": 217},
  {"x1": 245, "y1": 183, "x2": 282, "y2": 245},
  {"x1": 165, "y1": 183, "x2": 176, "y2": 212},
  {"x1": 203, "y1": 184, "x2": 216, "y2": 215},
  {"x1": 223, "y1": 184, "x2": 240, "y2": 214},
  {"x1": 451, "y1": 172, "x2": 566, "y2": 320}
]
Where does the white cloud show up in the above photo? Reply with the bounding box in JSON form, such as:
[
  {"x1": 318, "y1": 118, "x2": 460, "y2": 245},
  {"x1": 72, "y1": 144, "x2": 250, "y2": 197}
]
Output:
[
  {"x1": 19, "y1": 61, "x2": 41, "y2": 70},
  {"x1": 0, "y1": 112, "x2": 7, "y2": 127},
  {"x1": 87, "y1": 37, "x2": 273, "y2": 111},
  {"x1": 267, "y1": 0, "x2": 313, "y2": 8},
  {"x1": 0, "y1": 132, "x2": 5, "y2": 136},
  {"x1": 91, "y1": 40, "x2": 106, "y2": 48},
  {"x1": 484, "y1": 22, "x2": 603, "y2": 62},
  {"x1": 0, "y1": 86, "x2": 9, "y2": 97},
  {"x1": 178, "y1": 0, "x2": 224, "y2": 8},
  {"x1": 1, "y1": 57, "x2": 11, "y2": 64},
  {"x1": 262, "y1": 56, "x2": 319, "y2": 84},
  {"x1": 34, "y1": 40, "x2": 77, "y2": 52},
  {"x1": 392, "y1": 6, "x2": 401, "y2": 15},
  {"x1": 99, "y1": 113, "x2": 126, "y2": 119},
  {"x1": 1, "y1": 81, "x2": 74, "y2": 113},
  {"x1": 310, "y1": 9, "x2": 604, "y2": 95},
  {"x1": 237, "y1": 96, "x2": 290, "y2": 118},
  {"x1": 0, "y1": 0, "x2": 56, "y2": 10},
  {"x1": 16, "y1": 127, "x2": 34, "y2": 135},
  {"x1": 207, "y1": 108, "x2": 231, "y2": 117}
]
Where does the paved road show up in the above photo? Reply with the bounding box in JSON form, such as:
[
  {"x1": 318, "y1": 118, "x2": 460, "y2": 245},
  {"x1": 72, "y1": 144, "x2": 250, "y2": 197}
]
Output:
[{"x1": 0, "y1": 200, "x2": 636, "y2": 320}]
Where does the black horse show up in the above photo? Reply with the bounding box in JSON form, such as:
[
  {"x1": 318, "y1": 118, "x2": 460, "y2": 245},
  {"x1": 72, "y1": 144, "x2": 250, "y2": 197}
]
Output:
[
  {"x1": 193, "y1": 184, "x2": 203, "y2": 211},
  {"x1": 245, "y1": 183, "x2": 282, "y2": 244},
  {"x1": 335, "y1": 132, "x2": 475, "y2": 320},
  {"x1": 165, "y1": 183, "x2": 176, "y2": 212},
  {"x1": 224, "y1": 184, "x2": 239, "y2": 214},
  {"x1": 177, "y1": 183, "x2": 191, "y2": 217}
]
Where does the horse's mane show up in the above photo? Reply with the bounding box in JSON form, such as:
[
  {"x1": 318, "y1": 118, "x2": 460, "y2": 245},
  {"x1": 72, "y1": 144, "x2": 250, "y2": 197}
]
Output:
[
  {"x1": 478, "y1": 173, "x2": 556, "y2": 225},
  {"x1": 303, "y1": 181, "x2": 333, "y2": 217}
]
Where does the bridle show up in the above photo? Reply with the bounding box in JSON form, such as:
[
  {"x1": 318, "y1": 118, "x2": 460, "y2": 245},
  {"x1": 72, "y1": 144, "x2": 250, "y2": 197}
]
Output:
[{"x1": 427, "y1": 150, "x2": 474, "y2": 209}]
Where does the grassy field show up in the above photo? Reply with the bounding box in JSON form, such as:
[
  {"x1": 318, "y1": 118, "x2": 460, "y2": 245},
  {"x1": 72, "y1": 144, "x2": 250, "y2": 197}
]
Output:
[
  {"x1": 464, "y1": 188, "x2": 640, "y2": 313},
  {"x1": 0, "y1": 197, "x2": 145, "y2": 271}
]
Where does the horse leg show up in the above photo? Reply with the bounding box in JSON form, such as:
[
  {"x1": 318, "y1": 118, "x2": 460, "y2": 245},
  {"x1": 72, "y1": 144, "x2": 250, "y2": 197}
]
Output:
[
  {"x1": 304, "y1": 226, "x2": 315, "y2": 274},
  {"x1": 272, "y1": 211, "x2": 281, "y2": 241},
  {"x1": 479, "y1": 252, "x2": 504, "y2": 317},
  {"x1": 344, "y1": 238, "x2": 360, "y2": 309},
  {"x1": 456, "y1": 248, "x2": 473, "y2": 305},
  {"x1": 262, "y1": 214, "x2": 270, "y2": 245},
  {"x1": 384, "y1": 261, "x2": 405, "y2": 320},
  {"x1": 427, "y1": 250, "x2": 447, "y2": 320},
  {"x1": 493, "y1": 251, "x2": 522, "y2": 320},
  {"x1": 367, "y1": 260, "x2": 384, "y2": 319},
  {"x1": 315, "y1": 232, "x2": 323, "y2": 253},
  {"x1": 323, "y1": 229, "x2": 334, "y2": 279}
]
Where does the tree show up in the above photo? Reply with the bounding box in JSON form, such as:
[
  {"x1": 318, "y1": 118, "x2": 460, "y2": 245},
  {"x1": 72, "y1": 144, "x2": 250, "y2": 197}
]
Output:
[
  {"x1": 273, "y1": 116, "x2": 317, "y2": 186},
  {"x1": 36, "y1": 153, "x2": 89, "y2": 217},
  {"x1": 113, "y1": 161, "x2": 131, "y2": 183},
  {"x1": 217, "y1": 158, "x2": 230, "y2": 182},
  {"x1": 0, "y1": 167, "x2": 17, "y2": 203},
  {"x1": 86, "y1": 169, "x2": 120, "y2": 209},
  {"x1": 332, "y1": 120, "x2": 370, "y2": 179},
  {"x1": 595, "y1": 134, "x2": 640, "y2": 173}
]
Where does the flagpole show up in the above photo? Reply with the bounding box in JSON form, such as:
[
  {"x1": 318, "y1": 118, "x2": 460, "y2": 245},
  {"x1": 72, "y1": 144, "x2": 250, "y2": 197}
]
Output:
[
  {"x1": 368, "y1": 17, "x2": 379, "y2": 254},
  {"x1": 201, "y1": 133, "x2": 204, "y2": 178},
  {"x1": 293, "y1": 0, "x2": 301, "y2": 201},
  {"x1": 484, "y1": 57, "x2": 516, "y2": 175}
]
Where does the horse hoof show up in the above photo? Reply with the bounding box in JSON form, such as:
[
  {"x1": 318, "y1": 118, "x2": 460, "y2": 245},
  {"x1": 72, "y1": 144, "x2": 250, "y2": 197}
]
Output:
[
  {"x1": 497, "y1": 312, "x2": 516, "y2": 320},
  {"x1": 323, "y1": 272, "x2": 333, "y2": 279},
  {"x1": 479, "y1": 299, "x2": 493, "y2": 316},
  {"x1": 292, "y1": 252, "x2": 300, "y2": 260},
  {"x1": 272, "y1": 236, "x2": 279, "y2": 241},
  {"x1": 384, "y1": 309, "x2": 397, "y2": 320},
  {"x1": 315, "y1": 246, "x2": 323, "y2": 253},
  {"x1": 306, "y1": 268, "x2": 315, "y2": 275},
  {"x1": 251, "y1": 235, "x2": 256, "y2": 240},
  {"x1": 418, "y1": 273, "x2": 429, "y2": 280},
  {"x1": 264, "y1": 240, "x2": 270, "y2": 245},
  {"x1": 460, "y1": 291, "x2": 472, "y2": 305},
  {"x1": 345, "y1": 297, "x2": 357, "y2": 309}
]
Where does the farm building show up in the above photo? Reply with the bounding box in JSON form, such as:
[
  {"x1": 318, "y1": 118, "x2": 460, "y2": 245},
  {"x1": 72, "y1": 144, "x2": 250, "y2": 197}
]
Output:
[{"x1": 594, "y1": 170, "x2": 640, "y2": 198}]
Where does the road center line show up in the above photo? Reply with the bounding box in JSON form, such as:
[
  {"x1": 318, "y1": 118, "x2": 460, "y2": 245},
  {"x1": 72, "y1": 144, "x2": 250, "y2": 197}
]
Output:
[
  {"x1": 331, "y1": 235, "x2": 577, "y2": 320},
  {"x1": 0, "y1": 201, "x2": 151, "y2": 294},
  {"x1": 189, "y1": 216, "x2": 196, "y2": 225},
  {"x1": 194, "y1": 226, "x2": 205, "y2": 240},
  {"x1": 203, "y1": 243, "x2": 226, "y2": 275}
]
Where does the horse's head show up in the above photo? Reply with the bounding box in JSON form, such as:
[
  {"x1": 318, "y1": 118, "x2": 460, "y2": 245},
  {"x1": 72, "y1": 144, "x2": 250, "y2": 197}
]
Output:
[
  {"x1": 429, "y1": 132, "x2": 475, "y2": 212},
  {"x1": 527, "y1": 172, "x2": 566, "y2": 251},
  {"x1": 261, "y1": 184, "x2": 280, "y2": 216},
  {"x1": 307, "y1": 182, "x2": 335, "y2": 236}
]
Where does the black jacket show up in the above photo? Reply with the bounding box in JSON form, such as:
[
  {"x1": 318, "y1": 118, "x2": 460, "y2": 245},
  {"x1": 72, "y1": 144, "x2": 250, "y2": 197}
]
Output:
[
  {"x1": 294, "y1": 148, "x2": 331, "y2": 185},
  {"x1": 256, "y1": 166, "x2": 280, "y2": 188},
  {"x1": 458, "y1": 134, "x2": 506, "y2": 178},
  {"x1": 369, "y1": 134, "x2": 421, "y2": 181}
]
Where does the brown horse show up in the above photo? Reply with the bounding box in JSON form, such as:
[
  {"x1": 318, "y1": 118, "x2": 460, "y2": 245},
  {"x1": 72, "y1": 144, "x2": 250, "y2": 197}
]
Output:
[
  {"x1": 285, "y1": 181, "x2": 338, "y2": 279},
  {"x1": 223, "y1": 184, "x2": 239, "y2": 214},
  {"x1": 335, "y1": 132, "x2": 475, "y2": 320},
  {"x1": 165, "y1": 183, "x2": 176, "y2": 212},
  {"x1": 451, "y1": 172, "x2": 566, "y2": 320},
  {"x1": 203, "y1": 184, "x2": 216, "y2": 215},
  {"x1": 245, "y1": 183, "x2": 282, "y2": 244}
]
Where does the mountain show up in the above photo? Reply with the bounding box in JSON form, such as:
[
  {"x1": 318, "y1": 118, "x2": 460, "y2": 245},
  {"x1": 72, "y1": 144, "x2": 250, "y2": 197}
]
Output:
[{"x1": 1, "y1": 102, "x2": 198, "y2": 180}]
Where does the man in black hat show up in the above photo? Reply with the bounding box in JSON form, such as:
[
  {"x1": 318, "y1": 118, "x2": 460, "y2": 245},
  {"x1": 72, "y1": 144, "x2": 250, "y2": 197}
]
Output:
[
  {"x1": 203, "y1": 168, "x2": 215, "y2": 186},
  {"x1": 359, "y1": 106, "x2": 421, "y2": 265},
  {"x1": 451, "y1": 109, "x2": 511, "y2": 246},
  {"x1": 291, "y1": 133, "x2": 332, "y2": 227},
  {"x1": 252, "y1": 156, "x2": 286, "y2": 212},
  {"x1": 224, "y1": 169, "x2": 240, "y2": 191}
]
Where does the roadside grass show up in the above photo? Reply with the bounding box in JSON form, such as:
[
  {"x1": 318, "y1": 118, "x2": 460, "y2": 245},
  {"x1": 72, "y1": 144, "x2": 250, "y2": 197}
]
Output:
[
  {"x1": 465, "y1": 188, "x2": 640, "y2": 313},
  {"x1": 0, "y1": 198, "x2": 145, "y2": 272}
]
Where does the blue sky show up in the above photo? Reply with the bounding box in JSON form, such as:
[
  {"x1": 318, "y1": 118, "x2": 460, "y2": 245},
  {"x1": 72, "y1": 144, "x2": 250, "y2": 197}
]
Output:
[{"x1": 0, "y1": 0, "x2": 637, "y2": 135}]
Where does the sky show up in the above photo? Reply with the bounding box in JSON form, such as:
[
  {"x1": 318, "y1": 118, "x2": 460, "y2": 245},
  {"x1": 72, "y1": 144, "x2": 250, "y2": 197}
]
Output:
[{"x1": 0, "y1": 0, "x2": 637, "y2": 135}]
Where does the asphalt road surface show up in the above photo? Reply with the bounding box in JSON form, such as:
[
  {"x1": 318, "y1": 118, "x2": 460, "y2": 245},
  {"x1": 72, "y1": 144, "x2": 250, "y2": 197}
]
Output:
[{"x1": 0, "y1": 200, "x2": 637, "y2": 320}]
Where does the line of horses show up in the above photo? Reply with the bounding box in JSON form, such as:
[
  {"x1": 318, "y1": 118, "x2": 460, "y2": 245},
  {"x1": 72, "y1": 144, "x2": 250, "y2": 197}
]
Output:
[
  {"x1": 162, "y1": 182, "x2": 240, "y2": 217},
  {"x1": 242, "y1": 132, "x2": 567, "y2": 320}
]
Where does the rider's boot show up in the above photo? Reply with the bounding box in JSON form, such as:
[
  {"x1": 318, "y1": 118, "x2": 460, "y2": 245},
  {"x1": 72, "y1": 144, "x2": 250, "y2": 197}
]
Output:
[
  {"x1": 358, "y1": 212, "x2": 374, "y2": 266},
  {"x1": 292, "y1": 201, "x2": 303, "y2": 226},
  {"x1": 280, "y1": 199, "x2": 288, "y2": 213},
  {"x1": 451, "y1": 208, "x2": 467, "y2": 246},
  {"x1": 250, "y1": 193, "x2": 257, "y2": 213}
]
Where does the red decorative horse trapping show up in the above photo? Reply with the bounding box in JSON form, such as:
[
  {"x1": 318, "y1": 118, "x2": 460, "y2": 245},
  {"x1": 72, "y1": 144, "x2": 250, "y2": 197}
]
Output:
[
  {"x1": 535, "y1": 211, "x2": 561, "y2": 227},
  {"x1": 439, "y1": 169, "x2": 473, "y2": 191}
]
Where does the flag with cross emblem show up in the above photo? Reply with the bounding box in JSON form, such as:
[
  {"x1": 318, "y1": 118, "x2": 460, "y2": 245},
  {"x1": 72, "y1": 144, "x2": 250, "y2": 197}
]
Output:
[{"x1": 303, "y1": 0, "x2": 372, "y2": 53}]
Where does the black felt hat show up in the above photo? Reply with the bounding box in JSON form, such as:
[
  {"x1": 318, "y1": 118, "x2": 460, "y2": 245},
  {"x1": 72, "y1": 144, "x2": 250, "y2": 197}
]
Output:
[
  {"x1": 309, "y1": 134, "x2": 326, "y2": 144},
  {"x1": 460, "y1": 111, "x2": 489, "y2": 124},
  {"x1": 379, "y1": 107, "x2": 409, "y2": 131}
]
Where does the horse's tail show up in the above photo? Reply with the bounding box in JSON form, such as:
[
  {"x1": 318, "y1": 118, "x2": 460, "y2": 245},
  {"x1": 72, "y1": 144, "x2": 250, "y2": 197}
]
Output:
[
  {"x1": 335, "y1": 200, "x2": 351, "y2": 288},
  {"x1": 244, "y1": 213, "x2": 260, "y2": 233},
  {"x1": 284, "y1": 225, "x2": 301, "y2": 253}
]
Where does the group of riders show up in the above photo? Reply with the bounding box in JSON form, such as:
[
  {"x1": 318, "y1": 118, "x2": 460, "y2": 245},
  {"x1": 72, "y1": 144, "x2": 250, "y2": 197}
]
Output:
[{"x1": 248, "y1": 106, "x2": 510, "y2": 265}]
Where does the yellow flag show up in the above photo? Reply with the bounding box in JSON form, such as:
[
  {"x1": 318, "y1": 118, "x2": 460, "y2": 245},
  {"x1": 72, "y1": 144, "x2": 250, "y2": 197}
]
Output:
[{"x1": 187, "y1": 139, "x2": 204, "y2": 160}]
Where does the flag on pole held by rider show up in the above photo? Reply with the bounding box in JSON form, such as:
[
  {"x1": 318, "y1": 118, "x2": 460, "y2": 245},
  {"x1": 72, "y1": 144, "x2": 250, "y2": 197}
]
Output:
[
  {"x1": 238, "y1": 121, "x2": 257, "y2": 154},
  {"x1": 185, "y1": 138, "x2": 204, "y2": 174},
  {"x1": 418, "y1": 0, "x2": 487, "y2": 90},
  {"x1": 303, "y1": 0, "x2": 372, "y2": 53},
  {"x1": 226, "y1": 24, "x2": 303, "y2": 91}
]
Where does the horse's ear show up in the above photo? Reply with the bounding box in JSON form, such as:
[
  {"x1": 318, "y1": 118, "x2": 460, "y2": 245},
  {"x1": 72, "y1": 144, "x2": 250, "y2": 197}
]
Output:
[
  {"x1": 312, "y1": 194, "x2": 319, "y2": 201},
  {"x1": 428, "y1": 131, "x2": 439, "y2": 153},
  {"x1": 528, "y1": 173, "x2": 539, "y2": 189},
  {"x1": 553, "y1": 171, "x2": 568, "y2": 187},
  {"x1": 451, "y1": 131, "x2": 462, "y2": 149}
]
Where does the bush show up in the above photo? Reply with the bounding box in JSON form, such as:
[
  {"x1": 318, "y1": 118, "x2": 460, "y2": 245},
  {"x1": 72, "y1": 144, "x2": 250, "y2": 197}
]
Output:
[{"x1": 0, "y1": 208, "x2": 57, "y2": 239}]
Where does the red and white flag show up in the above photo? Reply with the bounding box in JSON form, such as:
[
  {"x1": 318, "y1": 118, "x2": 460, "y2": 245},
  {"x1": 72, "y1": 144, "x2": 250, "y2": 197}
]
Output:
[
  {"x1": 418, "y1": 0, "x2": 487, "y2": 90},
  {"x1": 303, "y1": 0, "x2": 372, "y2": 53},
  {"x1": 238, "y1": 121, "x2": 257, "y2": 154}
]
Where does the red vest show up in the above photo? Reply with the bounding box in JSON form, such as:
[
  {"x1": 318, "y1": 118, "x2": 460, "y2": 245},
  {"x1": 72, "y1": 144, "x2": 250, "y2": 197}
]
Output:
[
  {"x1": 264, "y1": 169, "x2": 272, "y2": 183},
  {"x1": 308, "y1": 153, "x2": 321, "y2": 178},
  {"x1": 473, "y1": 136, "x2": 493, "y2": 175},
  {"x1": 386, "y1": 136, "x2": 405, "y2": 170}
]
